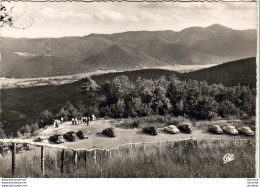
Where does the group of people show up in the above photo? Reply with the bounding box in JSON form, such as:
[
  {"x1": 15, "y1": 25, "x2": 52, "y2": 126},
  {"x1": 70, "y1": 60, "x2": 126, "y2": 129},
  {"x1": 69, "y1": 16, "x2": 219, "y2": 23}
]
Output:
[
  {"x1": 53, "y1": 119, "x2": 62, "y2": 128},
  {"x1": 72, "y1": 117, "x2": 89, "y2": 125},
  {"x1": 53, "y1": 114, "x2": 96, "y2": 128},
  {"x1": 72, "y1": 114, "x2": 96, "y2": 126}
]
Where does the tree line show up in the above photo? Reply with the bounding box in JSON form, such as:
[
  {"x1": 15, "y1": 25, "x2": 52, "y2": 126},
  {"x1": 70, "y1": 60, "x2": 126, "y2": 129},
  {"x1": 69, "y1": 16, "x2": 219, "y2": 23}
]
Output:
[
  {"x1": 40, "y1": 75, "x2": 255, "y2": 125},
  {"x1": 0, "y1": 75, "x2": 255, "y2": 138},
  {"x1": 96, "y1": 75, "x2": 255, "y2": 120}
]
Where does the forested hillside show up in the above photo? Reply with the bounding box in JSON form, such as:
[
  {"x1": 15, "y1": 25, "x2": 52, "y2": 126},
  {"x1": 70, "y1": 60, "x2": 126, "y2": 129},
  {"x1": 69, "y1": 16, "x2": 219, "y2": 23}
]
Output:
[
  {"x1": 184, "y1": 57, "x2": 256, "y2": 88},
  {"x1": 0, "y1": 65, "x2": 256, "y2": 136}
]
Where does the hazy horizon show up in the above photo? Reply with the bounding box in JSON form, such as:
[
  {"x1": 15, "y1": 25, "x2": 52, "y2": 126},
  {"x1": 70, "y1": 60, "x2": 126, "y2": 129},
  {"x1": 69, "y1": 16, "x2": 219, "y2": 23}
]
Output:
[
  {"x1": 1, "y1": 2, "x2": 257, "y2": 38},
  {"x1": 2, "y1": 23, "x2": 257, "y2": 39}
]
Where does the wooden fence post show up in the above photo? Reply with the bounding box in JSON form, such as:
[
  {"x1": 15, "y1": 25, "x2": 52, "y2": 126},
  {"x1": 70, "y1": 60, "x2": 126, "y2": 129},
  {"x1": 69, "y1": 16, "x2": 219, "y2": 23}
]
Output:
[
  {"x1": 129, "y1": 144, "x2": 133, "y2": 154},
  {"x1": 73, "y1": 150, "x2": 78, "y2": 166},
  {"x1": 11, "y1": 142, "x2": 16, "y2": 177},
  {"x1": 60, "y1": 149, "x2": 65, "y2": 174},
  {"x1": 85, "y1": 150, "x2": 87, "y2": 167},
  {"x1": 109, "y1": 150, "x2": 111, "y2": 159},
  {"x1": 41, "y1": 146, "x2": 45, "y2": 176},
  {"x1": 93, "y1": 150, "x2": 97, "y2": 163},
  {"x1": 117, "y1": 147, "x2": 120, "y2": 156}
]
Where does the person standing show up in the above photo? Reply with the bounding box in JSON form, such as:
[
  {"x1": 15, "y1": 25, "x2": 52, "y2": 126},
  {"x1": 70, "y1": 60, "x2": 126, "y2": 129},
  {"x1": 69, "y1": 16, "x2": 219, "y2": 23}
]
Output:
[{"x1": 87, "y1": 116, "x2": 90, "y2": 126}]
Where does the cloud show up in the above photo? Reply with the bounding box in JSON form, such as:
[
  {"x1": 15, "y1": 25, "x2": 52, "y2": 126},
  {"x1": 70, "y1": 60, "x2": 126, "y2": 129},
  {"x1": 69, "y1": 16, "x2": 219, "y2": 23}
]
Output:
[
  {"x1": 136, "y1": 2, "x2": 256, "y2": 10},
  {"x1": 36, "y1": 7, "x2": 92, "y2": 22},
  {"x1": 35, "y1": 7, "x2": 174, "y2": 23}
]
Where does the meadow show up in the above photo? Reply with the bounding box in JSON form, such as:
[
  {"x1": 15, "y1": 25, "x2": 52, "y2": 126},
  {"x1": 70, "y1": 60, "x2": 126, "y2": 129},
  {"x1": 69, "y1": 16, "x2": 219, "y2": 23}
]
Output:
[{"x1": 0, "y1": 138, "x2": 255, "y2": 178}]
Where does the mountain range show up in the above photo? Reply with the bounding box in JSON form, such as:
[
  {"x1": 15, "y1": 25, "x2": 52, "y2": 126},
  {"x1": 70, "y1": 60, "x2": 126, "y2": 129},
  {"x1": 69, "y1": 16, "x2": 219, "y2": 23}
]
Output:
[{"x1": 1, "y1": 24, "x2": 256, "y2": 78}]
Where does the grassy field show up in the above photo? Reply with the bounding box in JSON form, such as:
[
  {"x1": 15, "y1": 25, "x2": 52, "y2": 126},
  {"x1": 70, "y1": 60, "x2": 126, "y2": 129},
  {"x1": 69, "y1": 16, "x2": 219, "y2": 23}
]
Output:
[{"x1": 0, "y1": 138, "x2": 255, "y2": 178}]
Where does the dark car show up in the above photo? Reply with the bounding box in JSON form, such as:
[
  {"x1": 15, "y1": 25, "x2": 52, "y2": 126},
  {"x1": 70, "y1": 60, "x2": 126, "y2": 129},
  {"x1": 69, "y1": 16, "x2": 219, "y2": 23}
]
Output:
[
  {"x1": 142, "y1": 126, "x2": 159, "y2": 136},
  {"x1": 63, "y1": 131, "x2": 78, "y2": 142},
  {"x1": 49, "y1": 134, "x2": 65, "y2": 144},
  {"x1": 34, "y1": 136, "x2": 49, "y2": 143},
  {"x1": 16, "y1": 144, "x2": 24, "y2": 154},
  {"x1": 23, "y1": 143, "x2": 35, "y2": 150},
  {"x1": 178, "y1": 122, "x2": 193, "y2": 134},
  {"x1": 76, "y1": 130, "x2": 88, "y2": 139},
  {"x1": 0, "y1": 145, "x2": 11, "y2": 156},
  {"x1": 102, "y1": 128, "x2": 117, "y2": 137}
]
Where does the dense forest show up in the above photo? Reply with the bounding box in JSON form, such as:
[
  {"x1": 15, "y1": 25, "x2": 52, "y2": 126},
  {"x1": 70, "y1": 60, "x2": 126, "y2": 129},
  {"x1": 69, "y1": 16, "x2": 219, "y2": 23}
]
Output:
[
  {"x1": 91, "y1": 75, "x2": 255, "y2": 120},
  {"x1": 1, "y1": 74, "x2": 255, "y2": 138}
]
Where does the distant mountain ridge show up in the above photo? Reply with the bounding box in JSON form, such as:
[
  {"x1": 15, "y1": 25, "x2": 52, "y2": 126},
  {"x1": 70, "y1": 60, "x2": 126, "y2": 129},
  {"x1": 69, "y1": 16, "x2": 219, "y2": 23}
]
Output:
[{"x1": 1, "y1": 24, "x2": 257, "y2": 78}]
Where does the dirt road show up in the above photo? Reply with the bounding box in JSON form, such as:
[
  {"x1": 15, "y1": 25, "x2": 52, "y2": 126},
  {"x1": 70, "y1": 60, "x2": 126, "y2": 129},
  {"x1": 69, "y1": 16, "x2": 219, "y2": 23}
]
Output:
[{"x1": 35, "y1": 119, "x2": 253, "y2": 149}]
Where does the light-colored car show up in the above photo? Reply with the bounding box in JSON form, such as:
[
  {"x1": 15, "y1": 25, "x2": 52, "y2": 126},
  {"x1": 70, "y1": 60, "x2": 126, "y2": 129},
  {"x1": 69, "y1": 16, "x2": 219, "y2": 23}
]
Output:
[
  {"x1": 237, "y1": 126, "x2": 254, "y2": 136},
  {"x1": 208, "y1": 125, "x2": 223, "y2": 134},
  {"x1": 222, "y1": 125, "x2": 238, "y2": 135},
  {"x1": 164, "y1": 125, "x2": 180, "y2": 134}
]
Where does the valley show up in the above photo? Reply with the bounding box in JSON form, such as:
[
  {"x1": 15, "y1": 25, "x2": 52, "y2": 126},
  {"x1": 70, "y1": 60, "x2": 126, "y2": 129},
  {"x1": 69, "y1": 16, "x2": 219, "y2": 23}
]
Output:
[{"x1": 0, "y1": 64, "x2": 217, "y2": 89}]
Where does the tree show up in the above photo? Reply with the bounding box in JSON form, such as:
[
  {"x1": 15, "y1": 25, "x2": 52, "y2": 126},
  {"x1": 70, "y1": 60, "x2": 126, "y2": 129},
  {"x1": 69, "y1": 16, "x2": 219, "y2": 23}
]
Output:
[
  {"x1": 80, "y1": 76, "x2": 99, "y2": 96},
  {"x1": 17, "y1": 124, "x2": 31, "y2": 138},
  {"x1": 76, "y1": 100, "x2": 87, "y2": 116},
  {"x1": 113, "y1": 76, "x2": 134, "y2": 97},
  {"x1": 99, "y1": 81, "x2": 119, "y2": 106},
  {"x1": 152, "y1": 85, "x2": 172, "y2": 115},
  {"x1": 58, "y1": 101, "x2": 81, "y2": 120},
  {"x1": 218, "y1": 100, "x2": 240, "y2": 118},
  {"x1": 0, "y1": 3, "x2": 34, "y2": 29},
  {"x1": 38, "y1": 110, "x2": 54, "y2": 128},
  {"x1": 0, "y1": 4, "x2": 13, "y2": 27},
  {"x1": 0, "y1": 122, "x2": 6, "y2": 139}
]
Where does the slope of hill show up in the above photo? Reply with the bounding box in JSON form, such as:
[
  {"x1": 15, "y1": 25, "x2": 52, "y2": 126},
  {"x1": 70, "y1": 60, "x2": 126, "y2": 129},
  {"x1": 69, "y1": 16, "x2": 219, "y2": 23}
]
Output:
[
  {"x1": 1, "y1": 56, "x2": 88, "y2": 78},
  {"x1": 1, "y1": 24, "x2": 256, "y2": 78},
  {"x1": 183, "y1": 57, "x2": 256, "y2": 88}
]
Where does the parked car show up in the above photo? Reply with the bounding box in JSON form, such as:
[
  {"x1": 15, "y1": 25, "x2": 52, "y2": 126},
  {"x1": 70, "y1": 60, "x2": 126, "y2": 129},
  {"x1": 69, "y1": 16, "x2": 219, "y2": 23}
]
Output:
[
  {"x1": 102, "y1": 128, "x2": 117, "y2": 137},
  {"x1": 237, "y1": 126, "x2": 254, "y2": 136},
  {"x1": 164, "y1": 125, "x2": 180, "y2": 134},
  {"x1": 34, "y1": 136, "x2": 49, "y2": 143},
  {"x1": 16, "y1": 144, "x2": 24, "y2": 154},
  {"x1": 63, "y1": 131, "x2": 78, "y2": 142},
  {"x1": 49, "y1": 134, "x2": 65, "y2": 144},
  {"x1": 208, "y1": 125, "x2": 223, "y2": 134},
  {"x1": 178, "y1": 122, "x2": 193, "y2": 134},
  {"x1": 142, "y1": 126, "x2": 159, "y2": 135},
  {"x1": 0, "y1": 145, "x2": 11, "y2": 156},
  {"x1": 222, "y1": 125, "x2": 238, "y2": 135},
  {"x1": 76, "y1": 130, "x2": 88, "y2": 139},
  {"x1": 23, "y1": 143, "x2": 35, "y2": 150}
]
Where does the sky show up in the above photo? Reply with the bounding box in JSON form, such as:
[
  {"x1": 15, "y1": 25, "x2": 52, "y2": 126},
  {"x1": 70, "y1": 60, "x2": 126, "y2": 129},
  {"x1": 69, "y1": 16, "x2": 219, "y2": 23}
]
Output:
[{"x1": 1, "y1": 1, "x2": 258, "y2": 38}]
